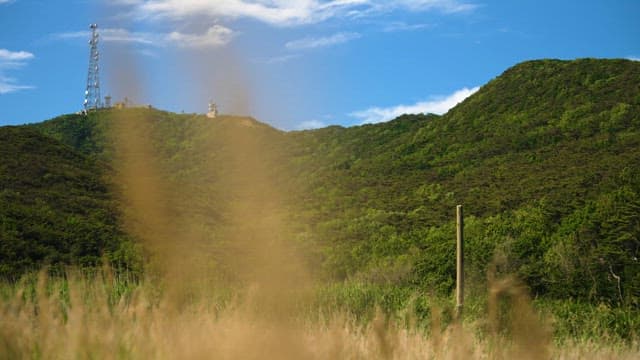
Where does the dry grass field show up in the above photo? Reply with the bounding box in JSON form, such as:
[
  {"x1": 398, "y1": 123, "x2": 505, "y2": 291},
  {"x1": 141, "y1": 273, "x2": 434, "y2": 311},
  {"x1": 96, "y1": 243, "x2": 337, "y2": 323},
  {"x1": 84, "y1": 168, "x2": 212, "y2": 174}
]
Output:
[{"x1": 1, "y1": 270, "x2": 637, "y2": 360}]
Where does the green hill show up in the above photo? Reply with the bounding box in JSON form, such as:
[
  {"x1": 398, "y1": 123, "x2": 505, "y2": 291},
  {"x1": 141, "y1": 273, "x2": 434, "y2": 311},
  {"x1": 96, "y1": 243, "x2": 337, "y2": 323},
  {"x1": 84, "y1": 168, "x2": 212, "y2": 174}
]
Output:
[
  {"x1": 0, "y1": 126, "x2": 138, "y2": 278},
  {"x1": 281, "y1": 58, "x2": 640, "y2": 304},
  {"x1": 2, "y1": 58, "x2": 639, "y2": 307}
]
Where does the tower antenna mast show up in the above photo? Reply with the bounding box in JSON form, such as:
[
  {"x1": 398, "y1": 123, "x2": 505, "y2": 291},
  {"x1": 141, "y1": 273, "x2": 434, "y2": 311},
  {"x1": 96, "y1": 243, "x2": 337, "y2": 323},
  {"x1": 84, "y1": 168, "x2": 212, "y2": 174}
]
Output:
[{"x1": 83, "y1": 23, "x2": 102, "y2": 112}]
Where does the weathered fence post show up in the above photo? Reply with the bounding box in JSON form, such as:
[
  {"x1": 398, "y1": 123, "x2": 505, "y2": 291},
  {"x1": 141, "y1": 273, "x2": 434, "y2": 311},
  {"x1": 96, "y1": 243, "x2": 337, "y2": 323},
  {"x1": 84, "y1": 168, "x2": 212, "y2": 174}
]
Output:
[{"x1": 456, "y1": 204, "x2": 464, "y2": 319}]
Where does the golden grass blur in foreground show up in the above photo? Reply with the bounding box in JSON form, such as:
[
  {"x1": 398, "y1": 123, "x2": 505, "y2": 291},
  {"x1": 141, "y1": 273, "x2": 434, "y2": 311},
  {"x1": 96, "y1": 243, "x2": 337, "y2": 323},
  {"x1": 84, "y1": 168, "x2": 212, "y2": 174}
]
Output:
[{"x1": 1, "y1": 270, "x2": 638, "y2": 359}]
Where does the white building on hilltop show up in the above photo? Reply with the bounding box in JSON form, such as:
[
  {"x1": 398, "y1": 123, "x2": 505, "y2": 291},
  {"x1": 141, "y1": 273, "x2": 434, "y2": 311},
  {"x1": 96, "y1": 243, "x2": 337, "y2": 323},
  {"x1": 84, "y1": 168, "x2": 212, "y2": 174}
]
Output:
[{"x1": 207, "y1": 101, "x2": 218, "y2": 118}]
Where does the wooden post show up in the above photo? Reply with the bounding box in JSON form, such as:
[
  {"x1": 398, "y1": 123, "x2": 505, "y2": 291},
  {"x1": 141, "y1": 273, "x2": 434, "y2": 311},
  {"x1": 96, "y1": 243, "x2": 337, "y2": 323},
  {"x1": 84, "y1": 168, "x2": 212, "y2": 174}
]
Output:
[{"x1": 456, "y1": 205, "x2": 464, "y2": 319}]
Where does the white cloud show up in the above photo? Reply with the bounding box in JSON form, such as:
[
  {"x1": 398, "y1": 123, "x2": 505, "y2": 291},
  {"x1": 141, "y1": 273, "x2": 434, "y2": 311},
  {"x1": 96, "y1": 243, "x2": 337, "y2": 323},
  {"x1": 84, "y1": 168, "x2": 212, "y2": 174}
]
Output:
[
  {"x1": 135, "y1": 0, "x2": 359, "y2": 26},
  {"x1": 254, "y1": 54, "x2": 301, "y2": 64},
  {"x1": 111, "y1": 0, "x2": 143, "y2": 4},
  {"x1": 166, "y1": 25, "x2": 233, "y2": 48},
  {"x1": 627, "y1": 56, "x2": 640, "y2": 62},
  {"x1": 0, "y1": 49, "x2": 34, "y2": 61},
  {"x1": 128, "y1": 0, "x2": 477, "y2": 26},
  {"x1": 55, "y1": 26, "x2": 233, "y2": 49},
  {"x1": 350, "y1": 86, "x2": 479, "y2": 124},
  {"x1": 286, "y1": 32, "x2": 361, "y2": 50},
  {"x1": 55, "y1": 28, "x2": 157, "y2": 45},
  {"x1": 136, "y1": 48, "x2": 158, "y2": 57},
  {"x1": 295, "y1": 119, "x2": 327, "y2": 130},
  {"x1": 102, "y1": 28, "x2": 159, "y2": 44},
  {"x1": 393, "y1": 0, "x2": 478, "y2": 13},
  {"x1": 383, "y1": 21, "x2": 431, "y2": 32},
  {"x1": 0, "y1": 49, "x2": 34, "y2": 94},
  {"x1": 100, "y1": 0, "x2": 475, "y2": 49},
  {"x1": 0, "y1": 76, "x2": 34, "y2": 94}
]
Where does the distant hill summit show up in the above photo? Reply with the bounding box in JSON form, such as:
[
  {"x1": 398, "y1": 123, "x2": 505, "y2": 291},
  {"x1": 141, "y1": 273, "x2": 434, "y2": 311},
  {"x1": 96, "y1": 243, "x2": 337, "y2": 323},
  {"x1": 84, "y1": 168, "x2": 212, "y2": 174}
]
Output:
[
  {"x1": 2, "y1": 58, "x2": 639, "y2": 305},
  {"x1": 445, "y1": 58, "x2": 639, "y2": 143}
]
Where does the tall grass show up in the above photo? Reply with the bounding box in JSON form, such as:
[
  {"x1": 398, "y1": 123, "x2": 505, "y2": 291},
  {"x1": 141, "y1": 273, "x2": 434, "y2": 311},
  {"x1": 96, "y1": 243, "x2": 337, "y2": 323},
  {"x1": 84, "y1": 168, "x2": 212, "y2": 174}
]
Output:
[{"x1": 1, "y1": 269, "x2": 638, "y2": 359}]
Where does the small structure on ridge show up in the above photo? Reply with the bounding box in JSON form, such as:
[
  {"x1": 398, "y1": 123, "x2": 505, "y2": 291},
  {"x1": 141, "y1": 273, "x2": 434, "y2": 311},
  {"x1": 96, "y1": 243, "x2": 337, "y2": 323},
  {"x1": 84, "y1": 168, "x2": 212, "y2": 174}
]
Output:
[{"x1": 206, "y1": 101, "x2": 218, "y2": 118}]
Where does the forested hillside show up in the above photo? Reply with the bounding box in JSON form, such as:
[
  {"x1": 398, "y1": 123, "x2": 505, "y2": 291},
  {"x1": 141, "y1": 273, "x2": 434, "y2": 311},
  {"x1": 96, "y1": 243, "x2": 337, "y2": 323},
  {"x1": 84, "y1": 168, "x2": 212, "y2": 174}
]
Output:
[
  {"x1": 2, "y1": 58, "x2": 639, "y2": 308},
  {"x1": 282, "y1": 58, "x2": 640, "y2": 305},
  {"x1": 0, "y1": 126, "x2": 138, "y2": 278}
]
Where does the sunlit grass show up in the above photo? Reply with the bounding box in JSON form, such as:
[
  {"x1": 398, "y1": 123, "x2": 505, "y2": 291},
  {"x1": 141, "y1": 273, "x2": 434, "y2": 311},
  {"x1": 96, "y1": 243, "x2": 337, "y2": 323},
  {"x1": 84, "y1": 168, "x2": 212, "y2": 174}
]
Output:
[{"x1": 1, "y1": 269, "x2": 638, "y2": 359}]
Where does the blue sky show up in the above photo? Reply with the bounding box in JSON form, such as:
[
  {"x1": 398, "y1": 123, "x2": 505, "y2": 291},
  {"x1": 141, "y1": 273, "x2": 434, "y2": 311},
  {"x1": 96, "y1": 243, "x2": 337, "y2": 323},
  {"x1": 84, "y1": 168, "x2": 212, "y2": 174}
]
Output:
[{"x1": 0, "y1": 0, "x2": 638, "y2": 130}]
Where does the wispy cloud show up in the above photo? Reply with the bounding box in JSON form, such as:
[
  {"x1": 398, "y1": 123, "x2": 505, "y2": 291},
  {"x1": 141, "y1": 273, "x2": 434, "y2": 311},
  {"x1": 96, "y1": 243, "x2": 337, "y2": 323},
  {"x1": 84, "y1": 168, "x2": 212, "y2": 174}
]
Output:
[
  {"x1": 254, "y1": 54, "x2": 301, "y2": 65},
  {"x1": 383, "y1": 21, "x2": 431, "y2": 32},
  {"x1": 0, "y1": 0, "x2": 14, "y2": 4},
  {"x1": 394, "y1": 0, "x2": 479, "y2": 13},
  {"x1": 0, "y1": 75, "x2": 34, "y2": 94},
  {"x1": 286, "y1": 32, "x2": 361, "y2": 50},
  {"x1": 111, "y1": 0, "x2": 143, "y2": 4},
  {"x1": 55, "y1": 28, "x2": 156, "y2": 45},
  {"x1": 134, "y1": 0, "x2": 362, "y2": 26},
  {"x1": 350, "y1": 86, "x2": 479, "y2": 124},
  {"x1": 126, "y1": 0, "x2": 477, "y2": 26},
  {"x1": 54, "y1": 26, "x2": 233, "y2": 49},
  {"x1": 295, "y1": 119, "x2": 327, "y2": 130},
  {"x1": 627, "y1": 56, "x2": 640, "y2": 62},
  {"x1": 166, "y1": 25, "x2": 233, "y2": 48},
  {"x1": 0, "y1": 49, "x2": 34, "y2": 62},
  {"x1": 0, "y1": 49, "x2": 34, "y2": 94}
]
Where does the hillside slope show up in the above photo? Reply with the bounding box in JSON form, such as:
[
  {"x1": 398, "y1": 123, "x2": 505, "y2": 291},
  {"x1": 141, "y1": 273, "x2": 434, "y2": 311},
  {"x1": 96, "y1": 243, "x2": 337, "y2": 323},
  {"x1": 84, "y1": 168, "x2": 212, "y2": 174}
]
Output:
[
  {"x1": 282, "y1": 58, "x2": 640, "y2": 302},
  {"x1": 5, "y1": 58, "x2": 639, "y2": 305},
  {"x1": 0, "y1": 126, "x2": 137, "y2": 278}
]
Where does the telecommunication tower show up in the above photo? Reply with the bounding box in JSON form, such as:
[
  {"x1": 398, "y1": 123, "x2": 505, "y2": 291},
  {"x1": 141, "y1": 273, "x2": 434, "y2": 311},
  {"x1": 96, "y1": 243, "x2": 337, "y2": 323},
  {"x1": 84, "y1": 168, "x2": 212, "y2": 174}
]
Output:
[{"x1": 83, "y1": 24, "x2": 102, "y2": 111}]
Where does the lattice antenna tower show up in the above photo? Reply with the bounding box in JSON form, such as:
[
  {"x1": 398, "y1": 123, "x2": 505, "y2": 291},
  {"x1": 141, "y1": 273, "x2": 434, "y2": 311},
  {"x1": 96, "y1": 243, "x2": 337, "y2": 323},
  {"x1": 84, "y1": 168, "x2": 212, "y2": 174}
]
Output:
[{"x1": 84, "y1": 24, "x2": 102, "y2": 111}]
